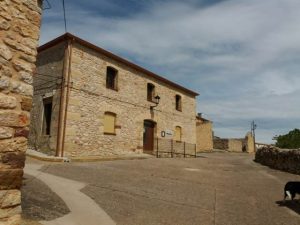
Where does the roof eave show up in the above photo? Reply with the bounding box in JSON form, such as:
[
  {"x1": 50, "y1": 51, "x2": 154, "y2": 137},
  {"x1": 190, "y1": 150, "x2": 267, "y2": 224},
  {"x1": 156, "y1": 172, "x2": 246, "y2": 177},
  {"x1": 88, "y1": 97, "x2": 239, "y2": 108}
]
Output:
[{"x1": 37, "y1": 33, "x2": 199, "y2": 97}]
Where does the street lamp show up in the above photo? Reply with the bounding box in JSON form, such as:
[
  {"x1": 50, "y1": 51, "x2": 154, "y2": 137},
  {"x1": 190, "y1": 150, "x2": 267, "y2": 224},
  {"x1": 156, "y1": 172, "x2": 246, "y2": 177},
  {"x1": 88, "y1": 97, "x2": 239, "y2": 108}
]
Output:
[{"x1": 150, "y1": 95, "x2": 160, "y2": 111}]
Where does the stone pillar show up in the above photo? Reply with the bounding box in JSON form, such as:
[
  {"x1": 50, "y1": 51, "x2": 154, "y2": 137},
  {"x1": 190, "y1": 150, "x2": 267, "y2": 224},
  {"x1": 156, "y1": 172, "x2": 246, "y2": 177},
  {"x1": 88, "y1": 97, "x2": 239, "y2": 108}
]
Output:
[
  {"x1": 245, "y1": 132, "x2": 255, "y2": 153},
  {"x1": 0, "y1": 0, "x2": 42, "y2": 224}
]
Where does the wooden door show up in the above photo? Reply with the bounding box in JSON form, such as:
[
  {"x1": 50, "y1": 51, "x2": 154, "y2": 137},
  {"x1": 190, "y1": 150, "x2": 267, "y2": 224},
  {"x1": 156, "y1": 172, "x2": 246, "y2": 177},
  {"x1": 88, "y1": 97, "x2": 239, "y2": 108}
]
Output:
[{"x1": 143, "y1": 120, "x2": 155, "y2": 151}]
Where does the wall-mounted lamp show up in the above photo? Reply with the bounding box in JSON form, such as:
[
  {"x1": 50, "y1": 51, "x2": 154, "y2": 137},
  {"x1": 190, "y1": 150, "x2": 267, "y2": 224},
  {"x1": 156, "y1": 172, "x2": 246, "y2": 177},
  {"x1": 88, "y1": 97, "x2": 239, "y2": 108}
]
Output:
[{"x1": 150, "y1": 95, "x2": 160, "y2": 111}]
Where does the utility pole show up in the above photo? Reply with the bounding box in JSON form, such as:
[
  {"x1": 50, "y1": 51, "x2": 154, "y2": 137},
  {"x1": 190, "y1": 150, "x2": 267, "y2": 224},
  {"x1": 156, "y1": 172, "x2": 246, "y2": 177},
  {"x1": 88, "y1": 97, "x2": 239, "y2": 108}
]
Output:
[{"x1": 251, "y1": 121, "x2": 257, "y2": 152}]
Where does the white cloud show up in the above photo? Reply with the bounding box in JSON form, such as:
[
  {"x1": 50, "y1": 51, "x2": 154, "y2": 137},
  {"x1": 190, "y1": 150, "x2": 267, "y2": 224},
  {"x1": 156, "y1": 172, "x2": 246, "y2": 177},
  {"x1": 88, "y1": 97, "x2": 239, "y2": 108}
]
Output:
[{"x1": 39, "y1": 0, "x2": 300, "y2": 143}]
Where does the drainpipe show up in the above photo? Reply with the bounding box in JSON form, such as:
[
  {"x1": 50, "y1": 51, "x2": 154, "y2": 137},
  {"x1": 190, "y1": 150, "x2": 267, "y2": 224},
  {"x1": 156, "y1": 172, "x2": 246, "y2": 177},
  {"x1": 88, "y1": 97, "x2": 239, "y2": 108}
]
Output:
[
  {"x1": 56, "y1": 38, "x2": 73, "y2": 157},
  {"x1": 61, "y1": 38, "x2": 74, "y2": 157}
]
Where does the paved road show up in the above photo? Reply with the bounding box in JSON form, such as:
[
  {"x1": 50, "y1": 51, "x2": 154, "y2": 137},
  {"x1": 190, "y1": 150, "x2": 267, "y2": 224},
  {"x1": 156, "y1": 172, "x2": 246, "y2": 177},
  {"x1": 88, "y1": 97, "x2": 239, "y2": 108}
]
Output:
[{"x1": 25, "y1": 152, "x2": 300, "y2": 225}]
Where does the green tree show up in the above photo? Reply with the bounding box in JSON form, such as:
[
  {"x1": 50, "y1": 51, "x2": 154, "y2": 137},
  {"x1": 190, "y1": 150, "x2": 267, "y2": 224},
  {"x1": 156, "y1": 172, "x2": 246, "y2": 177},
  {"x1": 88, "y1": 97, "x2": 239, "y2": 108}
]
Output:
[{"x1": 274, "y1": 129, "x2": 300, "y2": 149}]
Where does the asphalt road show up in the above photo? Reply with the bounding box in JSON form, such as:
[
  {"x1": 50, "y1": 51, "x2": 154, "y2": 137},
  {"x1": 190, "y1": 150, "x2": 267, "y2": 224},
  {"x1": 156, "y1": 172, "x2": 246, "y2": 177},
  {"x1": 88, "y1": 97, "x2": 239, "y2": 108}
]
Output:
[{"x1": 24, "y1": 152, "x2": 300, "y2": 225}]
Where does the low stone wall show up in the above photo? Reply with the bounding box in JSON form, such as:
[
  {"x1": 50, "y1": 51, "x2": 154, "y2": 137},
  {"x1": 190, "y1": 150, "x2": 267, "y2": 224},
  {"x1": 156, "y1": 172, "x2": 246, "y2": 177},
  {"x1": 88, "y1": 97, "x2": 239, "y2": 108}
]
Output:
[
  {"x1": 213, "y1": 132, "x2": 254, "y2": 153},
  {"x1": 255, "y1": 146, "x2": 300, "y2": 174}
]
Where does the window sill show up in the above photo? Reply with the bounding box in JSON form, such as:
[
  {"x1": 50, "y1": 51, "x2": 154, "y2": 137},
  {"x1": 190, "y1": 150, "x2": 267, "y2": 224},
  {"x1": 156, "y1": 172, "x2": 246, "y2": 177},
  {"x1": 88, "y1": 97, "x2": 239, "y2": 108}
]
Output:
[
  {"x1": 147, "y1": 99, "x2": 157, "y2": 103},
  {"x1": 176, "y1": 109, "x2": 182, "y2": 112},
  {"x1": 104, "y1": 132, "x2": 116, "y2": 136},
  {"x1": 106, "y1": 87, "x2": 118, "y2": 92}
]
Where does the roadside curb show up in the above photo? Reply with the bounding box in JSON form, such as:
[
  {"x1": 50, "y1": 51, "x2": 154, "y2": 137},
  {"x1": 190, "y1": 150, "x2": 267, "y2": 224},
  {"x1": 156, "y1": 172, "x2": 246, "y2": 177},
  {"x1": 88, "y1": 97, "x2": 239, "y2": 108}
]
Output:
[{"x1": 26, "y1": 149, "x2": 153, "y2": 163}]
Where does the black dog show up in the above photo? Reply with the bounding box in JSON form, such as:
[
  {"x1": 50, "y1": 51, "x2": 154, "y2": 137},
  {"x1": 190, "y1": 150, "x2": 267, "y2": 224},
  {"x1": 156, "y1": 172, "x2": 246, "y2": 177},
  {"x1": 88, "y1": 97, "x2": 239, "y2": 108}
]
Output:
[{"x1": 284, "y1": 181, "x2": 300, "y2": 201}]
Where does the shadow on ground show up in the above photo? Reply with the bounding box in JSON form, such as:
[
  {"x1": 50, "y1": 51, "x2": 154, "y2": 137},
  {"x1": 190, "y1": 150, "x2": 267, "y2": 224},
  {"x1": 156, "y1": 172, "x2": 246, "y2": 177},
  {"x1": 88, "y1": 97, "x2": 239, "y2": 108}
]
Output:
[
  {"x1": 21, "y1": 174, "x2": 70, "y2": 221},
  {"x1": 276, "y1": 200, "x2": 300, "y2": 215}
]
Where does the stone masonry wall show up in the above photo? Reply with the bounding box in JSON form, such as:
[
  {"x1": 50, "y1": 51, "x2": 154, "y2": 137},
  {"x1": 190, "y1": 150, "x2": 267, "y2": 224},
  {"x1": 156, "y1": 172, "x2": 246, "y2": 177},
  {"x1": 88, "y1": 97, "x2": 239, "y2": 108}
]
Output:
[
  {"x1": 213, "y1": 138, "x2": 229, "y2": 150},
  {"x1": 213, "y1": 133, "x2": 254, "y2": 153},
  {"x1": 63, "y1": 43, "x2": 197, "y2": 157},
  {"x1": 196, "y1": 119, "x2": 213, "y2": 152},
  {"x1": 29, "y1": 43, "x2": 65, "y2": 155},
  {"x1": 0, "y1": 0, "x2": 41, "y2": 224},
  {"x1": 255, "y1": 146, "x2": 300, "y2": 175}
]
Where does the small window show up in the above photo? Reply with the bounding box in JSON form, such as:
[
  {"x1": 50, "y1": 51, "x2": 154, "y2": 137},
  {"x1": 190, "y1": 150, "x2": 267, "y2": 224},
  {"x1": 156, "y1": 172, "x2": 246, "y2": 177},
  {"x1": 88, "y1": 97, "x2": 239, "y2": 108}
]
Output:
[
  {"x1": 174, "y1": 126, "x2": 182, "y2": 142},
  {"x1": 175, "y1": 95, "x2": 182, "y2": 111},
  {"x1": 147, "y1": 83, "x2": 155, "y2": 101},
  {"x1": 42, "y1": 97, "x2": 53, "y2": 135},
  {"x1": 106, "y1": 66, "x2": 118, "y2": 90},
  {"x1": 104, "y1": 112, "x2": 116, "y2": 134}
]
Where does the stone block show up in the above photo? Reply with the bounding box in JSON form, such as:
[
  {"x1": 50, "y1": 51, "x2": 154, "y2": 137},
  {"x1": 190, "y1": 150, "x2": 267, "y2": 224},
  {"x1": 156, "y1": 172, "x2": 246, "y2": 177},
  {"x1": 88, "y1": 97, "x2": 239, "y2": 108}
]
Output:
[
  {"x1": 0, "y1": 94, "x2": 17, "y2": 109},
  {"x1": 1, "y1": 152, "x2": 25, "y2": 169},
  {"x1": 67, "y1": 112, "x2": 81, "y2": 121},
  {"x1": 14, "y1": 127, "x2": 29, "y2": 138},
  {"x1": 0, "y1": 190, "x2": 21, "y2": 208},
  {"x1": 20, "y1": 95, "x2": 32, "y2": 111},
  {"x1": 0, "y1": 110, "x2": 30, "y2": 127},
  {"x1": 0, "y1": 137, "x2": 27, "y2": 153},
  {"x1": 65, "y1": 127, "x2": 76, "y2": 136},
  {"x1": 68, "y1": 97, "x2": 80, "y2": 106},
  {"x1": 3, "y1": 38, "x2": 36, "y2": 56},
  {"x1": 0, "y1": 75, "x2": 10, "y2": 90},
  {"x1": 0, "y1": 127, "x2": 14, "y2": 139},
  {"x1": 0, "y1": 206, "x2": 21, "y2": 220},
  {"x1": 0, "y1": 42, "x2": 12, "y2": 61},
  {"x1": 19, "y1": 71, "x2": 33, "y2": 84},
  {"x1": 12, "y1": 58, "x2": 33, "y2": 73},
  {"x1": 0, "y1": 65, "x2": 12, "y2": 77},
  {"x1": 0, "y1": 214, "x2": 21, "y2": 225},
  {"x1": 0, "y1": 168, "x2": 23, "y2": 190},
  {"x1": 10, "y1": 80, "x2": 33, "y2": 96},
  {"x1": 0, "y1": 18, "x2": 10, "y2": 30}
]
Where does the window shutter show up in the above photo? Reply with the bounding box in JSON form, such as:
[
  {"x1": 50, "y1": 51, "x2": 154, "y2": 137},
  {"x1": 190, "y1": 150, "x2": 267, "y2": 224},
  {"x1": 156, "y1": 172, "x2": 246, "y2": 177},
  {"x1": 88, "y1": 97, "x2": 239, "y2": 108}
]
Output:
[{"x1": 104, "y1": 113, "x2": 116, "y2": 133}]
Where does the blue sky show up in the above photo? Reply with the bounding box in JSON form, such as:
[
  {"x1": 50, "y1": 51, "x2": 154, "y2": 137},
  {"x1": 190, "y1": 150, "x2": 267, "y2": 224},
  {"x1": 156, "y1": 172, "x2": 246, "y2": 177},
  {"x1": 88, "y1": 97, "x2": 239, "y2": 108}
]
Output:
[{"x1": 40, "y1": 0, "x2": 300, "y2": 143}]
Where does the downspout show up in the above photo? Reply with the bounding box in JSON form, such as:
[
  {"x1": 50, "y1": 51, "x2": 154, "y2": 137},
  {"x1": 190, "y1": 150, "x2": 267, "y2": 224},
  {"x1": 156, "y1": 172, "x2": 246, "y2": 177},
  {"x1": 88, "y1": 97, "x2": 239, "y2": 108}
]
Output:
[
  {"x1": 56, "y1": 39, "x2": 69, "y2": 156},
  {"x1": 61, "y1": 38, "x2": 74, "y2": 157}
]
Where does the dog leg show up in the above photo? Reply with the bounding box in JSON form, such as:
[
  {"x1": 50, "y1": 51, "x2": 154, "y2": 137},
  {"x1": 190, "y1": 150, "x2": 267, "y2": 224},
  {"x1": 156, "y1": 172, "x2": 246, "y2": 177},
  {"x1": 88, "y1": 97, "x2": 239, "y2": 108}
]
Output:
[{"x1": 286, "y1": 191, "x2": 292, "y2": 200}]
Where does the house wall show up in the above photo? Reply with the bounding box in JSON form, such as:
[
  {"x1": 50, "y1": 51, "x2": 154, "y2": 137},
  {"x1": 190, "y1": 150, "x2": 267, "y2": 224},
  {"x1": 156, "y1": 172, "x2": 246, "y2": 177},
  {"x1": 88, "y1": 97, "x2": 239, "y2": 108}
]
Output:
[
  {"x1": 62, "y1": 43, "x2": 197, "y2": 157},
  {"x1": 196, "y1": 120, "x2": 213, "y2": 152},
  {"x1": 0, "y1": 0, "x2": 41, "y2": 224},
  {"x1": 29, "y1": 43, "x2": 65, "y2": 155}
]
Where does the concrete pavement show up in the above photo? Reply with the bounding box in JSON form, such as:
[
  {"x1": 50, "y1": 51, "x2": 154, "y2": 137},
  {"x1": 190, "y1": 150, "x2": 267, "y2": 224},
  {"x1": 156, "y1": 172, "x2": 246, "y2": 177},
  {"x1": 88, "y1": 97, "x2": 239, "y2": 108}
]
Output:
[
  {"x1": 23, "y1": 152, "x2": 300, "y2": 225},
  {"x1": 24, "y1": 162, "x2": 115, "y2": 225}
]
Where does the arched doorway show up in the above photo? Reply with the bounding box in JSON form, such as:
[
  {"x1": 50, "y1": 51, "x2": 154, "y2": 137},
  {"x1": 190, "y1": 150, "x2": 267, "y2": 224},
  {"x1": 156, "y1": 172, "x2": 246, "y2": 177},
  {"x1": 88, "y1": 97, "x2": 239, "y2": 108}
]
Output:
[{"x1": 143, "y1": 120, "x2": 156, "y2": 152}]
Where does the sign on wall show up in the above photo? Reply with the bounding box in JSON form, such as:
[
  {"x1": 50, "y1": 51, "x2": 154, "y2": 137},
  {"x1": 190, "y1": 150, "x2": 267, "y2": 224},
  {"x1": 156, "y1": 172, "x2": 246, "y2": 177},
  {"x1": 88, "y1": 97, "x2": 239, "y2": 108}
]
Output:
[{"x1": 161, "y1": 130, "x2": 173, "y2": 137}]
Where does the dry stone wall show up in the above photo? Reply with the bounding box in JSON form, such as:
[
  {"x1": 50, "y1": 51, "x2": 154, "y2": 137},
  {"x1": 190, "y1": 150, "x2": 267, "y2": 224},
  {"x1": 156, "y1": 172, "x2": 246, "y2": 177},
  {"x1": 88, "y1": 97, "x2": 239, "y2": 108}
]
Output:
[
  {"x1": 255, "y1": 146, "x2": 300, "y2": 174},
  {"x1": 213, "y1": 133, "x2": 254, "y2": 153},
  {"x1": 0, "y1": 0, "x2": 41, "y2": 224}
]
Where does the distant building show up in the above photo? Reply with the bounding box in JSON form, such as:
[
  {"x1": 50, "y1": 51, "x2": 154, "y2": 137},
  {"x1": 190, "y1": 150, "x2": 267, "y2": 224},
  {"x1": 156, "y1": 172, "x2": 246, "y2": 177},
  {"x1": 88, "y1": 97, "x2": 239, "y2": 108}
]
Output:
[
  {"x1": 29, "y1": 33, "x2": 206, "y2": 158},
  {"x1": 196, "y1": 114, "x2": 213, "y2": 152}
]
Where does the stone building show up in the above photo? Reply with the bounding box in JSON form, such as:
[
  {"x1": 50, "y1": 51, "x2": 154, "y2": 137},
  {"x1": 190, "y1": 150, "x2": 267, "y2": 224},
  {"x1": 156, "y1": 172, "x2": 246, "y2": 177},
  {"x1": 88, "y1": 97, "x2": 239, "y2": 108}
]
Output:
[
  {"x1": 0, "y1": 0, "x2": 42, "y2": 224},
  {"x1": 213, "y1": 132, "x2": 255, "y2": 153},
  {"x1": 196, "y1": 114, "x2": 213, "y2": 152},
  {"x1": 29, "y1": 33, "x2": 201, "y2": 158}
]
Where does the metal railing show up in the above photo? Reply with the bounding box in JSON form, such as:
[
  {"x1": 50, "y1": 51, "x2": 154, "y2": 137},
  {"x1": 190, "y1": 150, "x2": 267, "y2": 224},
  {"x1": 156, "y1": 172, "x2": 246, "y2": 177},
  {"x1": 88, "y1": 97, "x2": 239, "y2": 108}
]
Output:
[{"x1": 154, "y1": 138, "x2": 197, "y2": 158}]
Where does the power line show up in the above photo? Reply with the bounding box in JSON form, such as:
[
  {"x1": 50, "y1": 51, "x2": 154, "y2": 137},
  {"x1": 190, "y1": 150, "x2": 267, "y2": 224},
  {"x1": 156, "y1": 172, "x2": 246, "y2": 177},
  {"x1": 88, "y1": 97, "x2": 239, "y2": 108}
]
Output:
[
  {"x1": 34, "y1": 79, "x2": 61, "y2": 89},
  {"x1": 34, "y1": 84, "x2": 61, "y2": 92},
  {"x1": 34, "y1": 72, "x2": 63, "y2": 79},
  {"x1": 62, "y1": 0, "x2": 67, "y2": 32},
  {"x1": 70, "y1": 86, "x2": 197, "y2": 122}
]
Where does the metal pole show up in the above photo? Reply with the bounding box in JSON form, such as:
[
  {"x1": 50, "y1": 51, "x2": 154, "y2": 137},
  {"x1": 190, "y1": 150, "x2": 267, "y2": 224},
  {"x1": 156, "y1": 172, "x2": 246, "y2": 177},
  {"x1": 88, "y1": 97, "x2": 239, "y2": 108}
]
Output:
[
  {"x1": 156, "y1": 138, "x2": 159, "y2": 158},
  {"x1": 251, "y1": 121, "x2": 257, "y2": 153},
  {"x1": 171, "y1": 139, "x2": 173, "y2": 158}
]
